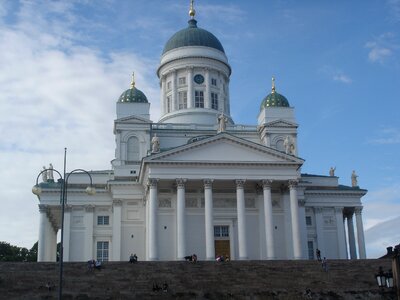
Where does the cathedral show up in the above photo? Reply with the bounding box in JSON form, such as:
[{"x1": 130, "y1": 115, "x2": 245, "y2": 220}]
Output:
[{"x1": 33, "y1": 3, "x2": 367, "y2": 262}]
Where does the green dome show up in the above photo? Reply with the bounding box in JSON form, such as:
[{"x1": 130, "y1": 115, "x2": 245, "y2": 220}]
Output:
[
  {"x1": 162, "y1": 19, "x2": 225, "y2": 54},
  {"x1": 118, "y1": 87, "x2": 148, "y2": 103},
  {"x1": 260, "y1": 79, "x2": 290, "y2": 109},
  {"x1": 260, "y1": 92, "x2": 290, "y2": 109}
]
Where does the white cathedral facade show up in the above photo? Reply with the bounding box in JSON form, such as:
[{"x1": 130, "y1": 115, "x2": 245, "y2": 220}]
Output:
[{"x1": 33, "y1": 5, "x2": 367, "y2": 262}]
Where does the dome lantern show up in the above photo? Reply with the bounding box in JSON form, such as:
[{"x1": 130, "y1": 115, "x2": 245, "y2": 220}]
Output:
[{"x1": 260, "y1": 77, "x2": 290, "y2": 109}]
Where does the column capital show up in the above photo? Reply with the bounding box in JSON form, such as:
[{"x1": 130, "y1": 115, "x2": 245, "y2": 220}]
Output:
[
  {"x1": 354, "y1": 206, "x2": 363, "y2": 215},
  {"x1": 148, "y1": 178, "x2": 158, "y2": 188},
  {"x1": 235, "y1": 179, "x2": 246, "y2": 188},
  {"x1": 176, "y1": 178, "x2": 187, "y2": 188},
  {"x1": 203, "y1": 179, "x2": 214, "y2": 189},
  {"x1": 288, "y1": 180, "x2": 299, "y2": 189},
  {"x1": 84, "y1": 205, "x2": 95, "y2": 212},
  {"x1": 262, "y1": 179, "x2": 273, "y2": 189},
  {"x1": 38, "y1": 204, "x2": 49, "y2": 213},
  {"x1": 113, "y1": 199, "x2": 123, "y2": 207}
]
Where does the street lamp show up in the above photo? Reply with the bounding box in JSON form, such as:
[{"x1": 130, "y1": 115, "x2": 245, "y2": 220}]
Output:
[
  {"x1": 32, "y1": 148, "x2": 95, "y2": 300},
  {"x1": 375, "y1": 266, "x2": 387, "y2": 289}
]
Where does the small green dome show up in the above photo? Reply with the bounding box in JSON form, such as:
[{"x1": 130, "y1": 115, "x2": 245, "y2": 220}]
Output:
[
  {"x1": 118, "y1": 87, "x2": 148, "y2": 103},
  {"x1": 162, "y1": 19, "x2": 225, "y2": 55},
  {"x1": 260, "y1": 78, "x2": 290, "y2": 109},
  {"x1": 118, "y1": 74, "x2": 148, "y2": 103}
]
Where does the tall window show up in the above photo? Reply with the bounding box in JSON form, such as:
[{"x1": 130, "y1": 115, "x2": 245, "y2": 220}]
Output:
[
  {"x1": 195, "y1": 90, "x2": 204, "y2": 108},
  {"x1": 178, "y1": 91, "x2": 187, "y2": 109},
  {"x1": 166, "y1": 96, "x2": 171, "y2": 113},
  {"x1": 97, "y1": 216, "x2": 109, "y2": 225},
  {"x1": 97, "y1": 241, "x2": 109, "y2": 262},
  {"x1": 306, "y1": 216, "x2": 312, "y2": 226},
  {"x1": 214, "y1": 225, "x2": 229, "y2": 237},
  {"x1": 211, "y1": 78, "x2": 217, "y2": 86},
  {"x1": 211, "y1": 92, "x2": 218, "y2": 110},
  {"x1": 178, "y1": 77, "x2": 186, "y2": 85},
  {"x1": 127, "y1": 136, "x2": 139, "y2": 161},
  {"x1": 307, "y1": 241, "x2": 314, "y2": 260},
  {"x1": 167, "y1": 81, "x2": 171, "y2": 90}
]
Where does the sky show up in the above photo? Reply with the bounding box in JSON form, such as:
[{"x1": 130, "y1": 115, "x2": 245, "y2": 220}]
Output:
[{"x1": 0, "y1": 0, "x2": 399, "y2": 258}]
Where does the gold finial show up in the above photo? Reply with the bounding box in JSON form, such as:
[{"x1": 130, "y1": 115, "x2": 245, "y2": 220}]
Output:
[
  {"x1": 189, "y1": 0, "x2": 196, "y2": 18},
  {"x1": 130, "y1": 72, "x2": 135, "y2": 88},
  {"x1": 271, "y1": 76, "x2": 276, "y2": 93}
]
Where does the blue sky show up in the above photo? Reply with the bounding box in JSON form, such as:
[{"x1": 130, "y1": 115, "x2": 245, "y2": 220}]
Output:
[{"x1": 0, "y1": 0, "x2": 399, "y2": 258}]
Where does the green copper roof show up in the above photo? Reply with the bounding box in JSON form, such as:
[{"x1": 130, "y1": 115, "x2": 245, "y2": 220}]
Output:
[
  {"x1": 162, "y1": 19, "x2": 225, "y2": 54},
  {"x1": 118, "y1": 87, "x2": 148, "y2": 103},
  {"x1": 260, "y1": 91, "x2": 290, "y2": 109}
]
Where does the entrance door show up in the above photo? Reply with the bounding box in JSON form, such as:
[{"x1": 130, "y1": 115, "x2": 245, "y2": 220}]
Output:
[
  {"x1": 215, "y1": 240, "x2": 230, "y2": 259},
  {"x1": 214, "y1": 225, "x2": 230, "y2": 259}
]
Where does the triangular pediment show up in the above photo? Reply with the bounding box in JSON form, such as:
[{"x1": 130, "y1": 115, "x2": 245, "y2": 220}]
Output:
[
  {"x1": 265, "y1": 119, "x2": 298, "y2": 128},
  {"x1": 115, "y1": 115, "x2": 152, "y2": 124},
  {"x1": 144, "y1": 133, "x2": 304, "y2": 165}
]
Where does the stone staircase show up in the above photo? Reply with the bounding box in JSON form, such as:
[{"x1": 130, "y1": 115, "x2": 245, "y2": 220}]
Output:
[{"x1": 0, "y1": 259, "x2": 396, "y2": 299}]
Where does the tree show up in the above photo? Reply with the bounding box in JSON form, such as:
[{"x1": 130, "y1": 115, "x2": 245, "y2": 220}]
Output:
[{"x1": 0, "y1": 241, "x2": 38, "y2": 262}]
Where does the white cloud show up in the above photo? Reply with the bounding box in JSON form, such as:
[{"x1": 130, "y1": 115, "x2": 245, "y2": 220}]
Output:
[
  {"x1": 333, "y1": 73, "x2": 352, "y2": 84},
  {"x1": 387, "y1": 0, "x2": 400, "y2": 22},
  {"x1": 368, "y1": 127, "x2": 400, "y2": 144},
  {"x1": 365, "y1": 32, "x2": 398, "y2": 64},
  {"x1": 0, "y1": 1, "x2": 159, "y2": 248},
  {"x1": 365, "y1": 217, "x2": 400, "y2": 258}
]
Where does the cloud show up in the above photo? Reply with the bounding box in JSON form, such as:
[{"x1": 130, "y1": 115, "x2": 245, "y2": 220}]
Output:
[
  {"x1": 333, "y1": 73, "x2": 352, "y2": 84},
  {"x1": 365, "y1": 216, "x2": 400, "y2": 258},
  {"x1": 0, "y1": 1, "x2": 159, "y2": 248},
  {"x1": 365, "y1": 32, "x2": 398, "y2": 64},
  {"x1": 368, "y1": 127, "x2": 400, "y2": 144},
  {"x1": 387, "y1": 0, "x2": 400, "y2": 22}
]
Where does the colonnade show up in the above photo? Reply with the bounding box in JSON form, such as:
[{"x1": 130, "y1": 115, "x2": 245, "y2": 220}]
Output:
[
  {"x1": 146, "y1": 178, "x2": 303, "y2": 261},
  {"x1": 344, "y1": 207, "x2": 366, "y2": 259}
]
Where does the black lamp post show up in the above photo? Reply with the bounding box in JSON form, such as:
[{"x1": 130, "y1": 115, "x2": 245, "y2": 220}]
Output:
[{"x1": 32, "y1": 148, "x2": 95, "y2": 300}]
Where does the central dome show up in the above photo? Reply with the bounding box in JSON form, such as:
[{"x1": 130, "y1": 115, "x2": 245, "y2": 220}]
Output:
[{"x1": 162, "y1": 19, "x2": 225, "y2": 54}]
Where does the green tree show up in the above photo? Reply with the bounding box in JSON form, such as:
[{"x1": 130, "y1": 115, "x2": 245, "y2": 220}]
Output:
[{"x1": 0, "y1": 241, "x2": 38, "y2": 262}]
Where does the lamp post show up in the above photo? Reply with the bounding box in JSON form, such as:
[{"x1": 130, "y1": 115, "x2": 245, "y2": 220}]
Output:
[{"x1": 32, "y1": 148, "x2": 96, "y2": 300}]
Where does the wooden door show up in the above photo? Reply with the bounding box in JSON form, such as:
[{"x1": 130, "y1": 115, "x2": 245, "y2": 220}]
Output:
[{"x1": 215, "y1": 240, "x2": 230, "y2": 259}]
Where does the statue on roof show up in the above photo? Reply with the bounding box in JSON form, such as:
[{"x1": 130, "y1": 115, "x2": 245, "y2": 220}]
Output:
[
  {"x1": 151, "y1": 134, "x2": 160, "y2": 153},
  {"x1": 41, "y1": 166, "x2": 48, "y2": 182},
  {"x1": 329, "y1": 167, "x2": 336, "y2": 176},
  {"x1": 47, "y1": 163, "x2": 54, "y2": 182},
  {"x1": 217, "y1": 113, "x2": 228, "y2": 133},
  {"x1": 283, "y1": 135, "x2": 296, "y2": 155},
  {"x1": 351, "y1": 170, "x2": 358, "y2": 187}
]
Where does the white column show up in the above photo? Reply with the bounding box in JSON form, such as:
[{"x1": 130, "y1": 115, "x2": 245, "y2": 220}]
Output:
[
  {"x1": 262, "y1": 180, "x2": 275, "y2": 259},
  {"x1": 176, "y1": 178, "x2": 186, "y2": 260},
  {"x1": 335, "y1": 207, "x2": 347, "y2": 259},
  {"x1": 161, "y1": 76, "x2": 166, "y2": 115},
  {"x1": 38, "y1": 205, "x2": 49, "y2": 262},
  {"x1": 344, "y1": 217, "x2": 349, "y2": 259},
  {"x1": 84, "y1": 205, "x2": 94, "y2": 260},
  {"x1": 347, "y1": 211, "x2": 357, "y2": 259},
  {"x1": 63, "y1": 205, "x2": 72, "y2": 262},
  {"x1": 236, "y1": 179, "x2": 248, "y2": 260},
  {"x1": 355, "y1": 207, "x2": 367, "y2": 259},
  {"x1": 148, "y1": 179, "x2": 158, "y2": 260},
  {"x1": 289, "y1": 180, "x2": 302, "y2": 259},
  {"x1": 187, "y1": 67, "x2": 193, "y2": 108},
  {"x1": 172, "y1": 70, "x2": 177, "y2": 111},
  {"x1": 112, "y1": 200, "x2": 122, "y2": 261},
  {"x1": 298, "y1": 199, "x2": 308, "y2": 259},
  {"x1": 314, "y1": 207, "x2": 325, "y2": 257},
  {"x1": 204, "y1": 179, "x2": 215, "y2": 260},
  {"x1": 205, "y1": 68, "x2": 210, "y2": 108},
  {"x1": 50, "y1": 226, "x2": 57, "y2": 262}
]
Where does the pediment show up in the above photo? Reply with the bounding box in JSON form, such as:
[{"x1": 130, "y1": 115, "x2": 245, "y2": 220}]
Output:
[
  {"x1": 265, "y1": 119, "x2": 298, "y2": 128},
  {"x1": 115, "y1": 115, "x2": 152, "y2": 124},
  {"x1": 145, "y1": 133, "x2": 304, "y2": 165}
]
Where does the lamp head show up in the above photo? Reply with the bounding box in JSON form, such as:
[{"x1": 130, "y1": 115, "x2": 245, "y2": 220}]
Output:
[
  {"x1": 32, "y1": 185, "x2": 42, "y2": 196},
  {"x1": 86, "y1": 186, "x2": 96, "y2": 195}
]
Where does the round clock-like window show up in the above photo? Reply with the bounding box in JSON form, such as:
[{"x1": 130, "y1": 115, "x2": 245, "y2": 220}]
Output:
[{"x1": 194, "y1": 74, "x2": 204, "y2": 84}]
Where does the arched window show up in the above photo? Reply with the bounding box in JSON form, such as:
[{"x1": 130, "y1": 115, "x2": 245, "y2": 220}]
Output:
[
  {"x1": 127, "y1": 136, "x2": 140, "y2": 161},
  {"x1": 276, "y1": 139, "x2": 285, "y2": 152}
]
